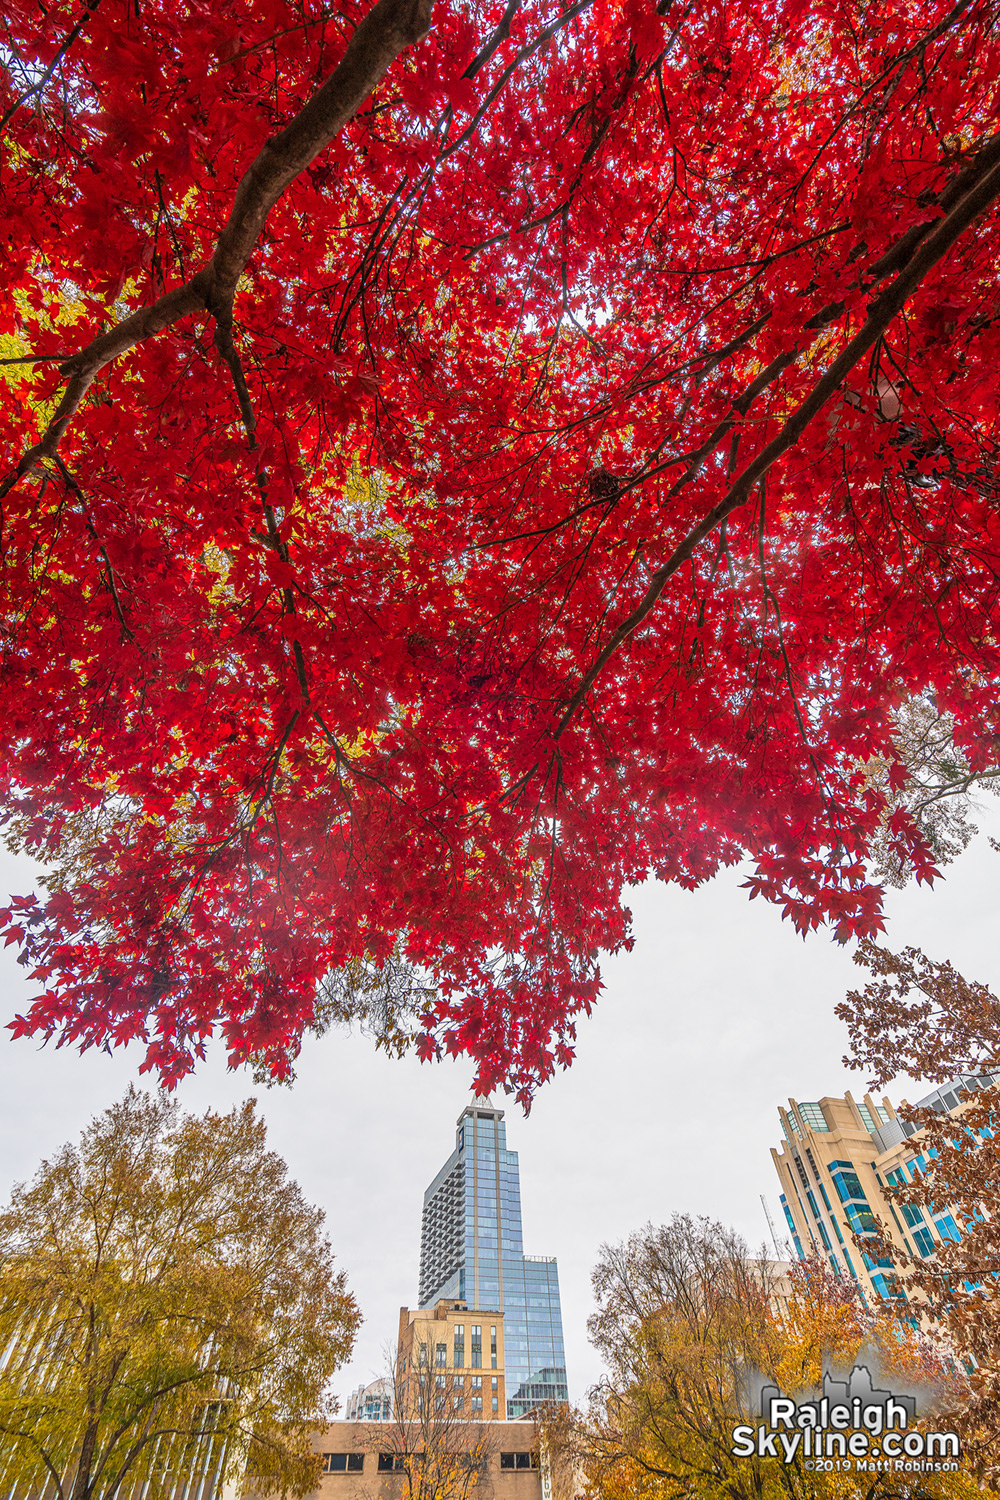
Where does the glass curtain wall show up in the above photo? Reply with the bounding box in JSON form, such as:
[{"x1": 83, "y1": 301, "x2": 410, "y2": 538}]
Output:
[{"x1": 418, "y1": 1102, "x2": 568, "y2": 1417}]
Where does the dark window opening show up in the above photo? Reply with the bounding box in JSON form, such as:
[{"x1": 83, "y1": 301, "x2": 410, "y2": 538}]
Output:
[
  {"x1": 500, "y1": 1452, "x2": 539, "y2": 1470},
  {"x1": 323, "y1": 1454, "x2": 363, "y2": 1474}
]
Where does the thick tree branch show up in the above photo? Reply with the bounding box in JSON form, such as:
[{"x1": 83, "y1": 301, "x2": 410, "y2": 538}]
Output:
[
  {"x1": 555, "y1": 135, "x2": 1000, "y2": 734},
  {"x1": 205, "y1": 0, "x2": 431, "y2": 305},
  {"x1": 0, "y1": 0, "x2": 432, "y2": 498}
]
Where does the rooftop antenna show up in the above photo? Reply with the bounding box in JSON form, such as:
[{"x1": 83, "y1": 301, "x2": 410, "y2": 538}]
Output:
[{"x1": 760, "y1": 1193, "x2": 787, "y2": 1261}]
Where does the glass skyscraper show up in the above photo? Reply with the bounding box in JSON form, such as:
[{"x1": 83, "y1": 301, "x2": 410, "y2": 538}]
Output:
[{"x1": 418, "y1": 1097, "x2": 568, "y2": 1418}]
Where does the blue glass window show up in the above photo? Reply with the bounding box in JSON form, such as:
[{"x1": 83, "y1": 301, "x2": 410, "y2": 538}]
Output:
[
  {"x1": 843, "y1": 1203, "x2": 878, "y2": 1234},
  {"x1": 831, "y1": 1168, "x2": 866, "y2": 1203}
]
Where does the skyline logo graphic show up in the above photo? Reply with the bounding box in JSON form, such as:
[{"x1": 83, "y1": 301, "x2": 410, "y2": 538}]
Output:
[{"x1": 732, "y1": 1362, "x2": 961, "y2": 1474}]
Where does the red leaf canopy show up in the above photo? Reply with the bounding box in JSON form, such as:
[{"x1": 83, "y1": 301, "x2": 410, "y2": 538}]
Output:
[{"x1": 1, "y1": 0, "x2": 999, "y2": 1100}]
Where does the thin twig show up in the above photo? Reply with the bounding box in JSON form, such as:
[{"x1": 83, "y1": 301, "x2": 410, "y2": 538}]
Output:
[
  {"x1": 0, "y1": 0, "x2": 101, "y2": 138},
  {"x1": 53, "y1": 456, "x2": 135, "y2": 641}
]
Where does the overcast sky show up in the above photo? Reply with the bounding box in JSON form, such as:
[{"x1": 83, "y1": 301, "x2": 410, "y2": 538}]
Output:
[{"x1": 2, "y1": 805, "x2": 999, "y2": 1408}]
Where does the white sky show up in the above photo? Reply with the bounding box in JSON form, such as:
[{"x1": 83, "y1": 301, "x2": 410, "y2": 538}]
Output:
[{"x1": 1, "y1": 806, "x2": 998, "y2": 1407}]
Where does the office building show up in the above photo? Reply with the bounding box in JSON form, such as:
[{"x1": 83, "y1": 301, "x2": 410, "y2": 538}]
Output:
[
  {"x1": 396, "y1": 1300, "x2": 506, "y2": 1420},
  {"x1": 419, "y1": 1097, "x2": 568, "y2": 1417},
  {"x1": 771, "y1": 1073, "x2": 997, "y2": 1303},
  {"x1": 344, "y1": 1379, "x2": 392, "y2": 1423}
]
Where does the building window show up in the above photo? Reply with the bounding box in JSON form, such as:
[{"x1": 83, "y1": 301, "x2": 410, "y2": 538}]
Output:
[
  {"x1": 492, "y1": 1377, "x2": 498, "y2": 1391},
  {"x1": 472, "y1": 1396, "x2": 482, "y2": 1412},
  {"x1": 453, "y1": 1326, "x2": 465, "y2": 1367},
  {"x1": 844, "y1": 1203, "x2": 878, "y2": 1234},
  {"x1": 454, "y1": 1375, "x2": 465, "y2": 1389},
  {"x1": 435, "y1": 1343, "x2": 446, "y2": 1367},
  {"x1": 871, "y1": 1271, "x2": 903, "y2": 1300},
  {"x1": 418, "y1": 1343, "x2": 427, "y2": 1367},
  {"x1": 913, "y1": 1227, "x2": 935, "y2": 1257},
  {"x1": 453, "y1": 1394, "x2": 464, "y2": 1409},
  {"x1": 490, "y1": 1327, "x2": 497, "y2": 1368},
  {"x1": 492, "y1": 1397, "x2": 499, "y2": 1413},
  {"x1": 831, "y1": 1168, "x2": 867, "y2": 1203},
  {"x1": 471, "y1": 1326, "x2": 482, "y2": 1368},
  {"x1": 500, "y1": 1453, "x2": 539, "y2": 1470},
  {"x1": 378, "y1": 1455, "x2": 408, "y2": 1473},
  {"x1": 472, "y1": 1376, "x2": 482, "y2": 1390},
  {"x1": 857, "y1": 1100, "x2": 888, "y2": 1132},
  {"x1": 322, "y1": 1455, "x2": 364, "y2": 1473},
  {"x1": 436, "y1": 1374, "x2": 445, "y2": 1389}
]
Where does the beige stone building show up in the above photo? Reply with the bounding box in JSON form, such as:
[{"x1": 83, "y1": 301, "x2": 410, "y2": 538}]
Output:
[
  {"x1": 770, "y1": 1072, "x2": 996, "y2": 1304},
  {"x1": 397, "y1": 1301, "x2": 506, "y2": 1422},
  {"x1": 307, "y1": 1419, "x2": 543, "y2": 1500}
]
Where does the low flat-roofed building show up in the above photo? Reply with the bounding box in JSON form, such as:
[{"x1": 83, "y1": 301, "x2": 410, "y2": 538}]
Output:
[{"x1": 304, "y1": 1419, "x2": 544, "y2": 1499}]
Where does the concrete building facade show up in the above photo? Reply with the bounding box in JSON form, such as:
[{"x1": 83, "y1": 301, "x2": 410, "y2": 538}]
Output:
[
  {"x1": 419, "y1": 1098, "x2": 567, "y2": 1418},
  {"x1": 771, "y1": 1073, "x2": 997, "y2": 1303}
]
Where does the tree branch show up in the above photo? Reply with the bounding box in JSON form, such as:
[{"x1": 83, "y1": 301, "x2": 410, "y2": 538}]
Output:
[
  {"x1": 555, "y1": 135, "x2": 1000, "y2": 734},
  {"x1": 0, "y1": 0, "x2": 101, "y2": 138},
  {"x1": 53, "y1": 457, "x2": 135, "y2": 641},
  {"x1": 0, "y1": 0, "x2": 432, "y2": 498}
]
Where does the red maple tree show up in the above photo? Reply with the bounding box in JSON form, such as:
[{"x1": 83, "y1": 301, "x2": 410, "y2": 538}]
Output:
[{"x1": 1, "y1": 0, "x2": 999, "y2": 1098}]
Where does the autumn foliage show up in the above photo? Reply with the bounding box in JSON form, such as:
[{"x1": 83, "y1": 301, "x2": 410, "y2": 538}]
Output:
[
  {"x1": 576, "y1": 1219, "x2": 984, "y2": 1500},
  {"x1": 0, "y1": 1089, "x2": 359, "y2": 1500},
  {"x1": 2, "y1": 0, "x2": 1000, "y2": 1095},
  {"x1": 841, "y1": 941, "x2": 1000, "y2": 1475}
]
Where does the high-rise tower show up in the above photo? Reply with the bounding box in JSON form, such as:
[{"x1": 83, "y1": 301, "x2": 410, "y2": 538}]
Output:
[
  {"x1": 418, "y1": 1097, "x2": 568, "y2": 1418},
  {"x1": 771, "y1": 1073, "x2": 997, "y2": 1305}
]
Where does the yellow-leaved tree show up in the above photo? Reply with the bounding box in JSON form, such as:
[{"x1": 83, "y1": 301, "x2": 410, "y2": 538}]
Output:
[
  {"x1": 0, "y1": 1087, "x2": 360, "y2": 1500},
  {"x1": 570, "y1": 1216, "x2": 994, "y2": 1500}
]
